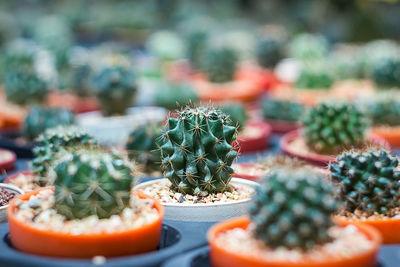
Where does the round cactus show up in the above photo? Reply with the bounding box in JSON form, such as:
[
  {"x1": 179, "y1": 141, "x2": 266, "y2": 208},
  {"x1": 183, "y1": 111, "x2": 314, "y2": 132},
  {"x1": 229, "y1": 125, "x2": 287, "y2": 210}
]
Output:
[
  {"x1": 218, "y1": 102, "x2": 248, "y2": 131},
  {"x1": 302, "y1": 103, "x2": 367, "y2": 154},
  {"x1": 295, "y1": 63, "x2": 334, "y2": 90},
  {"x1": 1, "y1": 39, "x2": 36, "y2": 75},
  {"x1": 329, "y1": 149, "x2": 400, "y2": 216},
  {"x1": 361, "y1": 94, "x2": 400, "y2": 127},
  {"x1": 289, "y1": 33, "x2": 329, "y2": 61},
  {"x1": 146, "y1": 30, "x2": 186, "y2": 61},
  {"x1": 203, "y1": 47, "x2": 238, "y2": 83},
  {"x1": 261, "y1": 97, "x2": 304, "y2": 122},
  {"x1": 160, "y1": 106, "x2": 238, "y2": 195},
  {"x1": 372, "y1": 58, "x2": 400, "y2": 88},
  {"x1": 249, "y1": 168, "x2": 338, "y2": 250},
  {"x1": 155, "y1": 82, "x2": 198, "y2": 110},
  {"x1": 126, "y1": 122, "x2": 163, "y2": 172},
  {"x1": 256, "y1": 37, "x2": 284, "y2": 69},
  {"x1": 54, "y1": 150, "x2": 134, "y2": 220}
]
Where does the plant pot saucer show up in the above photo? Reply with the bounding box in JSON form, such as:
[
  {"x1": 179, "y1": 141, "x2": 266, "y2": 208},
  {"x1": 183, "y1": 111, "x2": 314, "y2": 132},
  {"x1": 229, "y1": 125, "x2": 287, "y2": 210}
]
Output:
[
  {"x1": 235, "y1": 121, "x2": 271, "y2": 153},
  {"x1": 264, "y1": 118, "x2": 300, "y2": 134},
  {"x1": 0, "y1": 149, "x2": 16, "y2": 172},
  {"x1": 134, "y1": 178, "x2": 258, "y2": 222}
]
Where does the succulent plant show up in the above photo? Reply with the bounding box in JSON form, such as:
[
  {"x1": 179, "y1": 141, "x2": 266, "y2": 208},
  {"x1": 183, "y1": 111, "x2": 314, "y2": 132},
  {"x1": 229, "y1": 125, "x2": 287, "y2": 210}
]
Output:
[
  {"x1": 24, "y1": 106, "x2": 75, "y2": 140},
  {"x1": 372, "y1": 58, "x2": 400, "y2": 88},
  {"x1": 361, "y1": 94, "x2": 400, "y2": 127},
  {"x1": 303, "y1": 103, "x2": 367, "y2": 154},
  {"x1": 289, "y1": 33, "x2": 329, "y2": 61},
  {"x1": 249, "y1": 168, "x2": 338, "y2": 250},
  {"x1": 295, "y1": 63, "x2": 334, "y2": 89},
  {"x1": 256, "y1": 37, "x2": 284, "y2": 68},
  {"x1": 93, "y1": 64, "x2": 136, "y2": 116},
  {"x1": 3, "y1": 69, "x2": 49, "y2": 106},
  {"x1": 218, "y1": 102, "x2": 248, "y2": 131},
  {"x1": 329, "y1": 149, "x2": 400, "y2": 216},
  {"x1": 126, "y1": 122, "x2": 163, "y2": 172},
  {"x1": 160, "y1": 106, "x2": 238, "y2": 195},
  {"x1": 261, "y1": 97, "x2": 303, "y2": 122},
  {"x1": 32, "y1": 125, "x2": 97, "y2": 186},
  {"x1": 54, "y1": 150, "x2": 134, "y2": 219},
  {"x1": 203, "y1": 47, "x2": 238, "y2": 83},
  {"x1": 155, "y1": 82, "x2": 198, "y2": 110}
]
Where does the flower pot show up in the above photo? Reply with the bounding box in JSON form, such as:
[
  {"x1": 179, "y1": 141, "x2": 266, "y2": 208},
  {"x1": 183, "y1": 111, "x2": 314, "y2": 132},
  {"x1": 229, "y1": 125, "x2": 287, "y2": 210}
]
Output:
[
  {"x1": 280, "y1": 130, "x2": 389, "y2": 167},
  {"x1": 235, "y1": 121, "x2": 271, "y2": 153},
  {"x1": 134, "y1": 178, "x2": 257, "y2": 222},
  {"x1": 0, "y1": 183, "x2": 24, "y2": 223},
  {"x1": 264, "y1": 118, "x2": 300, "y2": 134},
  {"x1": 369, "y1": 126, "x2": 400, "y2": 148},
  {"x1": 8, "y1": 189, "x2": 164, "y2": 258},
  {"x1": 76, "y1": 106, "x2": 167, "y2": 145},
  {"x1": 232, "y1": 163, "x2": 266, "y2": 181},
  {"x1": 4, "y1": 170, "x2": 40, "y2": 192},
  {"x1": 0, "y1": 149, "x2": 16, "y2": 172},
  {"x1": 207, "y1": 217, "x2": 381, "y2": 267}
]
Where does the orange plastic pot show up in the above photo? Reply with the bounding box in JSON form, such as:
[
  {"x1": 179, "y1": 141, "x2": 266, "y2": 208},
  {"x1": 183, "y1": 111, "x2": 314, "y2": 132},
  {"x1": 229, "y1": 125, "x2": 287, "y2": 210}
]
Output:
[
  {"x1": 370, "y1": 126, "x2": 400, "y2": 148},
  {"x1": 334, "y1": 215, "x2": 400, "y2": 244},
  {"x1": 8, "y1": 188, "x2": 164, "y2": 258},
  {"x1": 208, "y1": 217, "x2": 381, "y2": 267}
]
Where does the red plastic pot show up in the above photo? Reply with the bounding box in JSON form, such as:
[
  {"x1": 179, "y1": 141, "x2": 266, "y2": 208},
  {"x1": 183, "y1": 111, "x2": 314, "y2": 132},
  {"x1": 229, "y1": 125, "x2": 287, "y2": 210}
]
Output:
[
  {"x1": 235, "y1": 121, "x2": 271, "y2": 153},
  {"x1": 0, "y1": 149, "x2": 16, "y2": 172}
]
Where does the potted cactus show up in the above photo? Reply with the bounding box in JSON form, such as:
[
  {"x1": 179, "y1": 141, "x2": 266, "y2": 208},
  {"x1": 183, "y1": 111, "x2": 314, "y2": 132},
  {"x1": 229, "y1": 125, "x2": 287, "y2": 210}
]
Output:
[
  {"x1": 7, "y1": 149, "x2": 164, "y2": 258},
  {"x1": 135, "y1": 106, "x2": 257, "y2": 222},
  {"x1": 372, "y1": 58, "x2": 400, "y2": 89},
  {"x1": 208, "y1": 167, "x2": 381, "y2": 267},
  {"x1": 330, "y1": 149, "x2": 400, "y2": 244},
  {"x1": 154, "y1": 81, "x2": 198, "y2": 111},
  {"x1": 280, "y1": 103, "x2": 387, "y2": 167}
]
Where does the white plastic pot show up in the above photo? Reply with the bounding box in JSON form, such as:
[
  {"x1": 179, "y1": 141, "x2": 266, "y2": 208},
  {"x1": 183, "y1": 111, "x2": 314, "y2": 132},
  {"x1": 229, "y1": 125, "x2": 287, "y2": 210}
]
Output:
[{"x1": 0, "y1": 183, "x2": 24, "y2": 223}]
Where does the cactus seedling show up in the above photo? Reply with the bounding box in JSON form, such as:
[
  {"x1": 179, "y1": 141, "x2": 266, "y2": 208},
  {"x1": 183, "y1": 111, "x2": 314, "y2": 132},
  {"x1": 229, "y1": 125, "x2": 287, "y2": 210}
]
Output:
[
  {"x1": 203, "y1": 48, "x2": 238, "y2": 83},
  {"x1": 54, "y1": 150, "x2": 134, "y2": 219},
  {"x1": 160, "y1": 106, "x2": 238, "y2": 195},
  {"x1": 249, "y1": 168, "x2": 338, "y2": 250},
  {"x1": 218, "y1": 102, "x2": 248, "y2": 131},
  {"x1": 329, "y1": 149, "x2": 400, "y2": 216}
]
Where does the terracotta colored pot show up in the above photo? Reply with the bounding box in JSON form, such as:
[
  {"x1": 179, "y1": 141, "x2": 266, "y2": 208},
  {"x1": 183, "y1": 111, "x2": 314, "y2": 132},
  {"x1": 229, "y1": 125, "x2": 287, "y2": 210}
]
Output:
[
  {"x1": 280, "y1": 130, "x2": 389, "y2": 167},
  {"x1": 264, "y1": 118, "x2": 300, "y2": 134},
  {"x1": 8, "y1": 189, "x2": 164, "y2": 258},
  {"x1": 0, "y1": 149, "x2": 16, "y2": 172},
  {"x1": 333, "y1": 215, "x2": 400, "y2": 244},
  {"x1": 369, "y1": 126, "x2": 400, "y2": 148},
  {"x1": 232, "y1": 163, "x2": 266, "y2": 181},
  {"x1": 235, "y1": 121, "x2": 271, "y2": 153},
  {"x1": 208, "y1": 216, "x2": 381, "y2": 267}
]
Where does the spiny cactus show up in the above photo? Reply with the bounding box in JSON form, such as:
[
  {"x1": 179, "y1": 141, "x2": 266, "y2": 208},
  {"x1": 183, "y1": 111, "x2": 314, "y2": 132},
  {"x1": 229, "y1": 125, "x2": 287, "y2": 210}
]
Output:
[
  {"x1": 24, "y1": 107, "x2": 75, "y2": 140},
  {"x1": 303, "y1": 103, "x2": 367, "y2": 154},
  {"x1": 54, "y1": 150, "x2": 134, "y2": 219},
  {"x1": 126, "y1": 122, "x2": 163, "y2": 172},
  {"x1": 329, "y1": 149, "x2": 400, "y2": 216},
  {"x1": 4, "y1": 70, "x2": 49, "y2": 106},
  {"x1": 261, "y1": 98, "x2": 303, "y2": 122},
  {"x1": 372, "y1": 58, "x2": 400, "y2": 88},
  {"x1": 93, "y1": 64, "x2": 136, "y2": 116},
  {"x1": 249, "y1": 168, "x2": 338, "y2": 250},
  {"x1": 155, "y1": 82, "x2": 198, "y2": 110},
  {"x1": 295, "y1": 64, "x2": 334, "y2": 89},
  {"x1": 32, "y1": 125, "x2": 97, "y2": 186},
  {"x1": 203, "y1": 48, "x2": 238, "y2": 83},
  {"x1": 256, "y1": 37, "x2": 283, "y2": 69},
  {"x1": 218, "y1": 102, "x2": 248, "y2": 131},
  {"x1": 160, "y1": 106, "x2": 238, "y2": 195}
]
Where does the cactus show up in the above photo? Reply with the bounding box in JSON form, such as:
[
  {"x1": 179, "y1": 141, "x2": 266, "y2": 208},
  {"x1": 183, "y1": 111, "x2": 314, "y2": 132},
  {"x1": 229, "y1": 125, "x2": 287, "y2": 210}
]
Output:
[
  {"x1": 155, "y1": 82, "x2": 198, "y2": 110},
  {"x1": 261, "y1": 98, "x2": 303, "y2": 122},
  {"x1": 289, "y1": 33, "x2": 329, "y2": 61},
  {"x1": 1, "y1": 39, "x2": 35, "y2": 74},
  {"x1": 203, "y1": 47, "x2": 238, "y2": 83},
  {"x1": 126, "y1": 122, "x2": 163, "y2": 172},
  {"x1": 249, "y1": 168, "x2": 338, "y2": 250},
  {"x1": 186, "y1": 30, "x2": 208, "y2": 70},
  {"x1": 24, "y1": 106, "x2": 75, "y2": 140},
  {"x1": 160, "y1": 106, "x2": 238, "y2": 195},
  {"x1": 302, "y1": 103, "x2": 367, "y2": 154},
  {"x1": 218, "y1": 102, "x2": 248, "y2": 131},
  {"x1": 372, "y1": 58, "x2": 400, "y2": 88},
  {"x1": 146, "y1": 30, "x2": 186, "y2": 61},
  {"x1": 361, "y1": 94, "x2": 400, "y2": 127},
  {"x1": 32, "y1": 126, "x2": 97, "y2": 186},
  {"x1": 295, "y1": 63, "x2": 334, "y2": 89},
  {"x1": 93, "y1": 64, "x2": 136, "y2": 116},
  {"x1": 256, "y1": 37, "x2": 283, "y2": 68},
  {"x1": 54, "y1": 150, "x2": 134, "y2": 219},
  {"x1": 329, "y1": 149, "x2": 400, "y2": 216}
]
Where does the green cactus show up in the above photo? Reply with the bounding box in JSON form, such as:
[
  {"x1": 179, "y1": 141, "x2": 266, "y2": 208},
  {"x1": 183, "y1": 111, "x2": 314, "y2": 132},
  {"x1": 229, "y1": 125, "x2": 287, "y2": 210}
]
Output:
[
  {"x1": 295, "y1": 63, "x2": 334, "y2": 90},
  {"x1": 1, "y1": 39, "x2": 35, "y2": 75},
  {"x1": 303, "y1": 103, "x2": 367, "y2": 154},
  {"x1": 160, "y1": 106, "x2": 238, "y2": 195},
  {"x1": 155, "y1": 82, "x2": 198, "y2": 110},
  {"x1": 146, "y1": 30, "x2": 186, "y2": 61},
  {"x1": 329, "y1": 149, "x2": 400, "y2": 216},
  {"x1": 24, "y1": 107, "x2": 75, "y2": 140},
  {"x1": 32, "y1": 125, "x2": 97, "y2": 186},
  {"x1": 54, "y1": 150, "x2": 134, "y2": 219},
  {"x1": 361, "y1": 94, "x2": 400, "y2": 127},
  {"x1": 203, "y1": 48, "x2": 238, "y2": 83},
  {"x1": 372, "y1": 58, "x2": 400, "y2": 88},
  {"x1": 93, "y1": 64, "x2": 136, "y2": 116},
  {"x1": 261, "y1": 98, "x2": 303, "y2": 122},
  {"x1": 218, "y1": 102, "x2": 248, "y2": 131},
  {"x1": 256, "y1": 37, "x2": 283, "y2": 69},
  {"x1": 249, "y1": 168, "x2": 338, "y2": 250},
  {"x1": 289, "y1": 33, "x2": 329, "y2": 61},
  {"x1": 126, "y1": 122, "x2": 163, "y2": 172}
]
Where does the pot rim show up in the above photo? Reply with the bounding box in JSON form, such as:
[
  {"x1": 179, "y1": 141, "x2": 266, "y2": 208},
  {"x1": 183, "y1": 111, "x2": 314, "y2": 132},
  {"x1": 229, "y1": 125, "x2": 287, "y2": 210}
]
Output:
[{"x1": 4, "y1": 170, "x2": 33, "y2": 184}]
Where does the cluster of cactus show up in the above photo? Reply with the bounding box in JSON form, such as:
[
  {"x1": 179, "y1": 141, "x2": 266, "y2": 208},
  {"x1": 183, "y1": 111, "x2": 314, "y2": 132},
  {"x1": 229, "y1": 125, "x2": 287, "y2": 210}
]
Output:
[
  {"x1": 54, "y1": 150, "x2": 134, "y2": 219},
  {"x1": 372, "y1": 58, "x2": 400, "y2": 88},
  {"x1": 295, "y1": 63, "x2": 334, "y2": 89},
  {"x1": 361, "y1": 94, "x2": 400, "y2": 127},
  {"x1": 93, "y1": 63, "x2": 137, "y2": 116},
  {"x1": 256, "y1": 37, "x2": 284, "y2": 68},
  {"x1": 160, "y1": 106, "x2": 238, "y2": 195},
  {"x1": 203, "y1": 47, "x2": 238, "y2": 83},
  {"x1": 302, "y1": 103, "x2": 367, "y2": 154},
  {"x1": 289, "y1": 33, "x2": 329, "y2": 61},
  {"x1": 155, "y1": 82, "x2": 198, "y2": 110},
  {"x1": 261, "y1": 97, "x2": 303, "y2": 122},
  {"x1": 249, "y1": 168, "x2": 338, "y2": 250},
  {"x1": 329, "y1": 149, "x2": 400, "y2": 216},
  {"x1": 126, "y1": 122, "x2": 163, "y2": 172},
  {"x1": 24, "y1": 107, "x2": 75, "y2": 140},
  {"x1": 218, "y1": 102, "x2": 248, "y2": 131},
  {"x1": 32, "y1": 126, "x2": 97, "y2": 186}
]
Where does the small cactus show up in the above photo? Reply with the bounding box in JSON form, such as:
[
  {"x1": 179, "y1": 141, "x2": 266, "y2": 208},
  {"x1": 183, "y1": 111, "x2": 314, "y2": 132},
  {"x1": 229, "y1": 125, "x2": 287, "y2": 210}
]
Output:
[
  {"x1": 155, "y1": 82, "x2": 198, "y2": 110},
  {"x1": 289, "y1": 33, "x2": 329, "y2": 61},
  {"x1": 261, "y1": 97, "x2": 303, "y2": 122},
  {"x1": 218, "y1": 102, "x2": 248, "y2": 131},
  {"x1": 203, "y1": 47, "x2": 238, "y2": 83},
  {"x1": 295, "y1": 63, "x2": 334, "y2": 90},
  {"x1": 361, "y1": 94, "x2": 400, "y2": 127},
  {"x1": 256, "y1": 37, "x2": 283, "y2": 68},
  {"x1": 372, "y1": 58, "x2": 400, "y2": 88}
]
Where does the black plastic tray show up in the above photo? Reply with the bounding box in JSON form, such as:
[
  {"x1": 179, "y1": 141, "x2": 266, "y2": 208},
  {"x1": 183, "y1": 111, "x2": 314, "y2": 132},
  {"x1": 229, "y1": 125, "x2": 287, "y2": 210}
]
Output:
[{"x1": 0, "y1": 220, "x2": 215, "y2": 267}]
